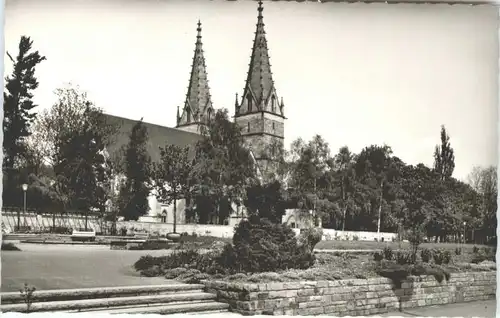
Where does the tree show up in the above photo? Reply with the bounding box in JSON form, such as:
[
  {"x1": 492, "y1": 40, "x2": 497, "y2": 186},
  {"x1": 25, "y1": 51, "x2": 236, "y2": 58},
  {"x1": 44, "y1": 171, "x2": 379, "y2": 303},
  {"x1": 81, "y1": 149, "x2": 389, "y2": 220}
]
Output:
[
  {"x1": 433, "y1": 125, "x2": 455, "y2": 180},
  {"x1": 31, "y1": 86, "x2": 117, "y2": 228},
  {"x1": 191, "y1": 109, "x2": 255, "y2": 224},
  {"x1": 3, "y1": 36, "x2": 46, "y2": 208},
  {"x1": 152, "y1": 144, "x2": 193, "y2": 233},
  {"x1": 244, "y1": 180, "x2": 287, "y2": 223},
  {"x1": 331, "y1": 146, "x2": 357, "y2": 231},
  {"x1": 354, "y1": 145, "x2": 395, "y2": 234},
  {"x1": 3, "y1": 36, "x2": 46, "y2": 170},
  {"x1": 287, "y1": 135, "x2": 333, "y2": 227},
  {"x1": 467, "y1": 166, "x2": 497, "y2": 243},
  {"x1": 118, "y1": 119, "x2": 152, "y2": 221}
]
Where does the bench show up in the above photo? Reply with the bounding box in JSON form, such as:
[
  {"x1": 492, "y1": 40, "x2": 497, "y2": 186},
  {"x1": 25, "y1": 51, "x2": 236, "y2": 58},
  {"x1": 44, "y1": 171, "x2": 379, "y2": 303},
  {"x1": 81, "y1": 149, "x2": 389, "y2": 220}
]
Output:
[{"x1": 71, "y1": 230, "x2": 96, "y2": 242}]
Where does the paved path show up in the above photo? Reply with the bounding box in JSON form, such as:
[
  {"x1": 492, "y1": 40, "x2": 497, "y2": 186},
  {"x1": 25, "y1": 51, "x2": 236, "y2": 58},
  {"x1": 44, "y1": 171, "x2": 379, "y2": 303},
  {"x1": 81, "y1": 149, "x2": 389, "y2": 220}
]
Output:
[
  {"x1": 1, "y1": 243, "x2": 177, "y2": 292},
  {"x1": 378, "y1": 299, "x2": 496, "y2": 317},
  {"x1": 170, "y1": 300, "x2": 496, "y2": 317}
]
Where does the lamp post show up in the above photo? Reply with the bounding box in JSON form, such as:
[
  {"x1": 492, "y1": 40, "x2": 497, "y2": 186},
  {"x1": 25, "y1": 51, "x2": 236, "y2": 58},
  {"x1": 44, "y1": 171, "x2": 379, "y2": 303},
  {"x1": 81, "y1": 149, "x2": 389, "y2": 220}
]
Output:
[
  {"x1": 463, "y1": 221, "x2": 467, "y2": 245},
  {"x1": 19, "y1": 184, "x2": 28, "y2": 231}
]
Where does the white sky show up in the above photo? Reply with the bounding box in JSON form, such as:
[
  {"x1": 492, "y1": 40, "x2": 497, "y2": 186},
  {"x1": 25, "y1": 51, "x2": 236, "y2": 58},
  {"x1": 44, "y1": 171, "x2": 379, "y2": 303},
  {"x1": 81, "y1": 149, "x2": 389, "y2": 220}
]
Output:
[{"x1": 4, "y1": 0, "x2": 498, "y2": 181}]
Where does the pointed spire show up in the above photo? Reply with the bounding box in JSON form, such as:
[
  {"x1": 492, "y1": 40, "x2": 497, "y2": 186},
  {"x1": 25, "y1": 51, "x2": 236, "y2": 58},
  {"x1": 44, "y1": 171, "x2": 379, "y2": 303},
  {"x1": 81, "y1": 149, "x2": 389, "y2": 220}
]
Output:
[
  {"x1": 176, "y1": 105, "x2": 180, "y2": 125},
  {"x1": 177, "y1": 20, "x2": 214, "y2": 128},
  {"x1": 237, "y1": 0, "x2": 284, "y2": 117}
]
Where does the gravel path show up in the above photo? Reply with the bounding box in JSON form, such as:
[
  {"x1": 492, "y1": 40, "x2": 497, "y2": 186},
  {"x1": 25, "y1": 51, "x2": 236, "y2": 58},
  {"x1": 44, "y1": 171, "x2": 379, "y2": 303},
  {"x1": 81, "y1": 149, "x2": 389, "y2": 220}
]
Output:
[{"x1": 1, "y1": 243, "x2": 176, "y2": 292}]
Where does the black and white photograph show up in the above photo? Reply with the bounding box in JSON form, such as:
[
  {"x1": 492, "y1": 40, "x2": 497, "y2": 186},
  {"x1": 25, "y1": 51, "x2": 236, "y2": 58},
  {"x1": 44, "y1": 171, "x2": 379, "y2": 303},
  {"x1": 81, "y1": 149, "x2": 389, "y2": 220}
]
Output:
[{"x1": 1, "y1": 0, "x2": 498, "y2": 317}]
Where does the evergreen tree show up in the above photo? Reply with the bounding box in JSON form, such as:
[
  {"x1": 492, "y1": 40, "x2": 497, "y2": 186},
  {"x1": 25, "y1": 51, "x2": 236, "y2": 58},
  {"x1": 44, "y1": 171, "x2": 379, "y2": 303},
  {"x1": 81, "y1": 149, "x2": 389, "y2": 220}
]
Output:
[
  {"x1": 118, "y1": 119, "x2": 152, "y2": 221},
  {"x1": 3, "y1": 36, "x2": 46, "y2": 207},
  {"x1": 3, "y1": 36, "x2": 46, "y2": 169},
  {"x1": 433, "y1": 125, "x2": 455, "y2": 180}
]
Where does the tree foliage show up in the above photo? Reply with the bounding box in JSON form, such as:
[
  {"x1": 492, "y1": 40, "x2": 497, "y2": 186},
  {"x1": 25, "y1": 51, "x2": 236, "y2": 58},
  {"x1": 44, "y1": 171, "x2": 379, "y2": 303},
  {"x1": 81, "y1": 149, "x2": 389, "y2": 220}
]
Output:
[
  {"x1": 24, "y1": 85, "x2": 117, "y2": 219},
  {"x1": 433, "y1": 125, "x2": 455, "y2": 180},
  {"x1": 118, "y1": 119, "x2": 152, "y2": 221},
  {"x1": 3, "y1": 36, "x2": 46, "y2": 170},
  {"x1": 190, "y1": 109, "x2": 255, "y2": 224},
  {"x1": 152, "y1": 144, "x2": 193, "y2": 232}
]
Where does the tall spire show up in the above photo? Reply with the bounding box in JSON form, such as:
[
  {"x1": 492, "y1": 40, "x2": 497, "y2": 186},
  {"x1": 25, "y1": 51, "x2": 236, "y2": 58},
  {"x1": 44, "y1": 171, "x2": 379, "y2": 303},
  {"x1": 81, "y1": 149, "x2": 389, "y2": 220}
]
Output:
[
  {"x1": 235, "y1": 0, "x2": 284, "y2": 118},
  {"x1": 177, "y1": 20, "x2": 214, "y2": 130}
]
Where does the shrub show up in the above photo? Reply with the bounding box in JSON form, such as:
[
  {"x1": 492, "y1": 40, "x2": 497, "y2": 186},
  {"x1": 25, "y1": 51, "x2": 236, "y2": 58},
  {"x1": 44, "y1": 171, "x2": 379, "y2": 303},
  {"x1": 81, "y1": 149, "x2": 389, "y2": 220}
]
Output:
[
  {"x1": 297, "y1": 227, "x2": 323, "y2": 253},
  {"x1": 420, "y1": 248, "x2": 432, "y2": 263},
  {"x1": 19, "y1": 283, "x2": 36, "y2": 313},
  {"x1": 120, "y1": 227, "x2": 127, "y2": 236},
  {"x1": 442, "y1": 250, "x2": 452, "y2": 264},
  {"x1": 164, "y1": 267, "x2": 189, "y2": 279},
  {"x1": 455, "y1": 247, "x2": 462, "y2": 256},
  {"x1": 396, "y1": 251, "x2": 413, "y2": 265},
  {"x1": 473, "y1": 246, "x2": 479, "y2": 254},
  {"x1": 232, "y1": 218, "x2": 316, "y2": 273},
  {"x1": 352, "y1": 235, "x2": 359, "y2": 241},
  {"x1": 407, "y1": 226, "x2": 425, "y2": 260},
  {"x1": 432, "y1": 249, "x2": 449, "y2": 265},
  {"x1": 373, "y1": 252, "x2": 383, "y2": 262},
  {"x1": 383, "y1": 247, "x2": 394, "y2": 260},
  {"x1": 2, "y1": 242, "x2": 21, "y2": 251}
]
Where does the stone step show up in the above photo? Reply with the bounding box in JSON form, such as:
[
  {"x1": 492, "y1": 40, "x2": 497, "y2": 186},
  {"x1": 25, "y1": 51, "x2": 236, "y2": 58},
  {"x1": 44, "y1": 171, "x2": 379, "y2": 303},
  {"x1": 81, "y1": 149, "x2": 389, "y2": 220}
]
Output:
[
  {"x1": 1, "y1": 283, "x2": 204, "y2": 304},
  {"x1": 76, "y1": 300, "x2": 230, "y2": 315},
  {"x1": 1, "y1": 291, "x2": 215, "y2": 313}
]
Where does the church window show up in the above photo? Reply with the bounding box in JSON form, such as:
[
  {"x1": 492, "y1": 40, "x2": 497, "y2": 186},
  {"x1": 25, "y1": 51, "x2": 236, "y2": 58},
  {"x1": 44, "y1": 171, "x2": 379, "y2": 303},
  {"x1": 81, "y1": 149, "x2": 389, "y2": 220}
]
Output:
[
  {"x1": 207, "y1": 108, "x2": 212, "y2": 122},
  {"x1": 247, "y1": 94, "x2": 253, "y2": 112},
  {"x1": 186, "y1": 107, "x2": 191, "y2": 122},
  {"x1": 247, "y1": 122, "x2": 250, "y2": 132},
  {"x1": 272, "y1": 122, "x2": 275, "y2": 130},
  {"x1": 271, "y1": 95, "x2": 276, "y2": 113}
]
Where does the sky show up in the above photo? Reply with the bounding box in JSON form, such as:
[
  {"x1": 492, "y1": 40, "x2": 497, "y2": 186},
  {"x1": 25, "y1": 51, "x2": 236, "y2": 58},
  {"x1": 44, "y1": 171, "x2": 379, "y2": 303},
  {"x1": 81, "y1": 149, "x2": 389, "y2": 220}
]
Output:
[{"x1": 4, "y1": 0, "x2": 499, "y2": 181}]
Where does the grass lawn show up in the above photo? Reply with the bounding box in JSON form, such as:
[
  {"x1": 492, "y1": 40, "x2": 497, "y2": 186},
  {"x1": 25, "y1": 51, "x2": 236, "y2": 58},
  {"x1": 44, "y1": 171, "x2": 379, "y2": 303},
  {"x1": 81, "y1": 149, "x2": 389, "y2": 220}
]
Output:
[{"x1": 315, "y1": 240, "x2": 489, "y2": 252}]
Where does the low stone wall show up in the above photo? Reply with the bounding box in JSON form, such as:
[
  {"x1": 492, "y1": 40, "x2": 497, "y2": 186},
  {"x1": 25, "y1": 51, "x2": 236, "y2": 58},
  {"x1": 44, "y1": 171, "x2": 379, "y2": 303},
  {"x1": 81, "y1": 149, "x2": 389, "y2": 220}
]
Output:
[{"x1": 204, "y1": 271, "x2": 496, "y2": 316}]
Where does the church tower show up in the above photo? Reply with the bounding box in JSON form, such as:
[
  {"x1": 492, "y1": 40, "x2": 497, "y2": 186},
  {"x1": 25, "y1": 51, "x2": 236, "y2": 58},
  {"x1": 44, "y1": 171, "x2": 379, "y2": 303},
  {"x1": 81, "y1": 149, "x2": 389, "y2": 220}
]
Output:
[
  {"x1": 235, "y1": 1, "x2": 286, "y2": 179},
  {"x1": 176, "y1": 21, "x2": 215, "y2": 134}
]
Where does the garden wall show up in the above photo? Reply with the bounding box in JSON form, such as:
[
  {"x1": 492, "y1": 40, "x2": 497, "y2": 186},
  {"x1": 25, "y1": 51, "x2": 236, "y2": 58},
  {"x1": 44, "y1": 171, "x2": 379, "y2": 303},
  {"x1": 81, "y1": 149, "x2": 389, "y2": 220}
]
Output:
[
  {"x1": 114, "y1": 221, "x2": 398, "y2": 241},
  {"x1": 204, "y1": 271, "x2": 496, "y2": 316}
]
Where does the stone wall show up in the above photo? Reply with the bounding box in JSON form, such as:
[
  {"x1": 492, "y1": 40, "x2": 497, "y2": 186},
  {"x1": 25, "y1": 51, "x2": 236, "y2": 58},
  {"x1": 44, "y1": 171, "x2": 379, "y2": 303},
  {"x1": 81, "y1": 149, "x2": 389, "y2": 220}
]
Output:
[{"x1": 204, "y1": 271, "x2": 496, "y2": 316}]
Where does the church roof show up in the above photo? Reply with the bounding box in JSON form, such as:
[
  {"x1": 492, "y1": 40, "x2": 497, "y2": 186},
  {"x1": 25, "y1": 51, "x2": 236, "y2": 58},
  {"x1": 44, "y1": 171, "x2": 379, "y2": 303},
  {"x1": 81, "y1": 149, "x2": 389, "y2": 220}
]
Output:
[
  {"x1": 177, "y1": 20, "x2": 214, "y2": 128},
  {"x1": 236, "y1": 1, "x2": 284, "y2": 117},
  {"x1": 104, "y1": 114, "x2": 202, "y2": 162}
]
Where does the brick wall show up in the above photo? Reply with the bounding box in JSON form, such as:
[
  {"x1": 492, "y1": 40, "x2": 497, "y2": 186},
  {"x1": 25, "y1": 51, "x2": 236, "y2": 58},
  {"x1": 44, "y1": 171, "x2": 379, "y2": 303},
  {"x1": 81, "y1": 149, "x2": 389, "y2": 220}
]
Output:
[{"x1": 204, "y1": 271, "x2": 496, "y2": 316}]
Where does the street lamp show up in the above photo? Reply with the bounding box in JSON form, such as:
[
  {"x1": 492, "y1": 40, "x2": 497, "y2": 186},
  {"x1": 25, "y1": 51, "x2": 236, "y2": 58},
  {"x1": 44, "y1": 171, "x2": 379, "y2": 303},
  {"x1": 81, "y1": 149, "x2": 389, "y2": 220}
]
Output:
[
  {"x1": 463, "y1": 221, "x2": 467, "y2": 245},
  {"x1": 18, "y1": 184, "x2": 28, "y2": 231}
]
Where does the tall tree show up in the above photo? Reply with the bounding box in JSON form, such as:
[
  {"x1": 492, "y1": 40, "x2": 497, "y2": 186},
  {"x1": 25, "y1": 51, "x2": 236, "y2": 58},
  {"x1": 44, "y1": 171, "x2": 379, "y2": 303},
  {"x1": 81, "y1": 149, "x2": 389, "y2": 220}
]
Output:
[
  {"x1": 3, "y1": 36, "x2": 46, "y2": 170},
  {"x1": 467, "y1": 166, "x2": 497, "y2": 243},
  {"x1": 354, "y1": 145, "x2": 394, "y2": 233},
  {"x1": 287, "y1": 135, "x2": 333, "y2": 227},
  {"x1": 3, "y1": 36, "x2": 46, "y2": 208},
  {"x1": 118, "y1": 119, "x2": 152, "y2": 221},
  {"x1": 191, "y1": 109, "x2": 255, "y2": 224},
  {"x1": 331, "y1": 146, "x2": 357, "y2": 231},
  {"x1": 433, "y1": 125, "x2": 455, "y2": 180},
  {"x1": 152, "y1": 145, "x2": 193, "y2": 233},
  {"x1": 21, "y1": 86, "x2": 117, "y2": 226}
]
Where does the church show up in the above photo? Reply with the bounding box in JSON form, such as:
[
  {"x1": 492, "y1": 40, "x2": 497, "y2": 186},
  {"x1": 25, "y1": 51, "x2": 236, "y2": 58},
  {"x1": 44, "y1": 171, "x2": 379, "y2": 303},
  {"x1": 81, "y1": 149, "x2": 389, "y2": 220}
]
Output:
[{"x1": 105, "y1": 2, "x2": 307, "y2": 228}]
